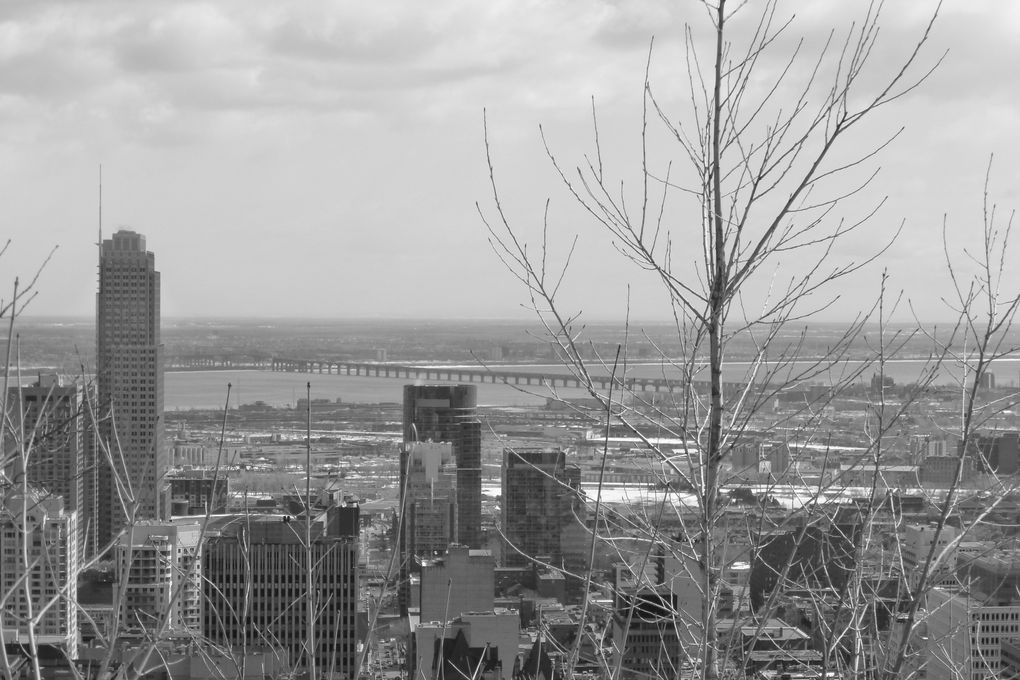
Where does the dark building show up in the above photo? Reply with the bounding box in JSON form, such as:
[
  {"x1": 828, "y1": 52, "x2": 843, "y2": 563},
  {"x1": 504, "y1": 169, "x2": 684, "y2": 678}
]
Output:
[
  {"x1": 399, "y1": 385, "x2": 483, "y2": 614},
  {"x1": 749, "y1": 519, "x2": 858, "y2": 612},
  {"x1": 963, "y1": 432, "x2": 1020, "y2": 476},
  {"x1": 921, "y1": 455, "x2": 972, "y2": 487},
  {"x1": 96, "y1": 229, "x2": 166, "y2": 546},
  {"x1": 969, "y1": 553, "x2": 1020, "y2": 605},
  {"x1": 402, "y1": 384, "x2": 482, "y2": 549},
  {"x1": 454, "y1": 419, "x2": 483, "y2": 550},
  {"x1": 612, "y1": 563, "x2": 686, "y2": 679},
  {"x1": 202, "y1": 505, "x2": 360, "y2": 678},
  {"x1": 501, "y1": 448, "x2": 585, "y2": 601}
]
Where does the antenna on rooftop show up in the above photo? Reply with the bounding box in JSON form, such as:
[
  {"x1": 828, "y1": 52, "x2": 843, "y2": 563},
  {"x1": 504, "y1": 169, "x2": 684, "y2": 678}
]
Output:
[{"x1": 97, "y1": 164, "x2": 103, "y2": 256}]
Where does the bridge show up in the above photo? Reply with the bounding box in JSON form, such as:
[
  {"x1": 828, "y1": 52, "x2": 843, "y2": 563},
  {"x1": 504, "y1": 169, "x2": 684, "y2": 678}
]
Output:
[
  {"x1": 169, "y1": 354, "x2": 273, "y2": 370},
  {"x1": 267, "y1": 357, "x2": 750, "y2": 394}
]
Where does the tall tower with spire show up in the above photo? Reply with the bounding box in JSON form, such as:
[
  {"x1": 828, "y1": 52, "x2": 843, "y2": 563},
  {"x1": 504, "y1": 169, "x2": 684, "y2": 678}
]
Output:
[{"x1": 96, "y1": 229, "x2": 166, "y2": 547}]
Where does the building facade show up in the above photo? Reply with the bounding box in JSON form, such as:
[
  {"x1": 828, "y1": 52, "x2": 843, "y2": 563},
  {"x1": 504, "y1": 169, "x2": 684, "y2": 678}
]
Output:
[
  {"x1": 0, "y1": 489, "x2": 79, "y2": 658},
  {"x1": 96, "y1": 229, "x2": 166, "y2": 545},
  {"x1": 167, "y1": 470, "x2": 229, "y2": 516},
  {"x1": 399, "y1": 441, "x2": 459, "y2": 613},
  {"x1": 964, "y1": 432, "x2": 1020, "y2": 475},
  {"x1": 926, "y1": 587, "x2": 1020, "y2": 680},
  {"x1": 5, "y1": 373, "x2": 93, "y2": 558},
  {"x1": 412, "y1": 609, "x2": 519, "y2": 680},
  {"x1": 202, "y1": 507, "x2": 360, "y2": 679},
  {"x1": 501, "y1": 448, "x2": 582, "y2": 569},
  {"x1": 115, "y1": 521, "x2": 202, "y2": 635},
  {"x1": 403, "y1": 385, "x2": 482, "y2": 549},
  {"x1": 419, "y1": 544, "x2": 495, "y2": 623}
]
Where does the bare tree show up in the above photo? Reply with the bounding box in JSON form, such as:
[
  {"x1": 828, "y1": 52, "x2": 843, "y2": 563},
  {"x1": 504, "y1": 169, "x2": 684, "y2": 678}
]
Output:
[{"x1": 479, "y1": 2, "x2": 957, "y2": 679}]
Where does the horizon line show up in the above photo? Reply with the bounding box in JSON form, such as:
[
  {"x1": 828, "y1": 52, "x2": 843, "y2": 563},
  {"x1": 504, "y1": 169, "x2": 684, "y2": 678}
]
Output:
[{"x1": 14, "y1": 313, "x2": 969, "y2": 327}]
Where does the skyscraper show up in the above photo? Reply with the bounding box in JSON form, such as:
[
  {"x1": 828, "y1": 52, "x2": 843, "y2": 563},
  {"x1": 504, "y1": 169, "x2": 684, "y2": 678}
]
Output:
[
  {"x1": 115, "y1": 521, "x2": 202, "y2": 635},
  {"x1": 403, "y1": 442, "x2": 458, "y2": 558},
  {"x1": 402, "y1": 385, "x2": 481, "y2": 548},
  {"x1": 400, "y1": 385, "x2": 482, "y2": 614},
  {"x1": 5, "y1": 373, "x2": 93, "y2": 558},
  {"x1": 96, "y1": 229, "x2": 166, "y2": 546},
  {"x1": 501, "y1": 448, "x2": 586, "y2": 601},
  {"x1": 398, "y1": 441, "x2": 458, "y2": 614}
]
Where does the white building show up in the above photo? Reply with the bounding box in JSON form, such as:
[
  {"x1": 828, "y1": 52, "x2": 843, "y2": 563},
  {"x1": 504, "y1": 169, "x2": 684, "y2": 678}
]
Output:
[
  {"x1": 115, "y1": 521, "x2": 202, "y2": 636},
  {"x1": 903, "y1": 523, "x2": 959, "y2": 590},
  {"x1": 0, "y1": 489, "x2": 79, "y2": 657},
  {"x1": 925, "y1": 587, "x2": 1020, "y2": 680}
]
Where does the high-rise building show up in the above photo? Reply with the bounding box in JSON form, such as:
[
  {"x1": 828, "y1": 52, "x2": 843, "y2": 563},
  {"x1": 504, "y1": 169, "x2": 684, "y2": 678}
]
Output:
[
  {"x1": 400, "y1": 385, "x2": 483, "y2": 614},
  {"x1": 403, "y1": 385, "x2": 482, "y2": 548},
  {"x1": 399, "y1": 441, "x2": 458, "y2": 614},
  {"x1": 404, "y1": 442, "x2": 458, "y2": 556},
  {"x1": 203, "y1": 505, "x2": 360, "y2": 678},
  {"x1": 501, "y1": 448, "x2": 585, "y2": 600},
  {"x1": 115, "y1": 521, "x2": 202, "y2": 636},
  {"x1": 96, "y1": 229, "x2": 166, "y2": 545},
  {"x1": 5, "y1": 373, "x2": 94, "y2": 558},
  {"x1": 0, "y1": 488, "x2": 79, "y2": 658}
]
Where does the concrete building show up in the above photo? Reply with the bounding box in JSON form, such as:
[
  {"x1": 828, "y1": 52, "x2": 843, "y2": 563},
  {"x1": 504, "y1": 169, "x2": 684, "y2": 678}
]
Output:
[
  {"x1": 923, "y1": 553, "x2": 1020, "y2": 680},
  {"x1": 87, "y1": 642, "x2": 289, "y2": 680},
  {"x1": 612, "y1": 569, "x2": 685, "y2": 679},
  {"x1": 115, "y1": 521, "x2": 202, "y2": 636},
  {"x1": 717, "y1": 617, "x2": 819, "y2": 675},
  {"x1": 167, "y1": 470, "x2": 229, "y2": 516},
  {"x1": 412, "y1": 609, "x2": 519, "y2": 680},
  {"x1": 5, "y1": 373, "x2": 94, "y2": 558},
  {"x1": 964, "y1": 432, "x2": 1020, "y2": 475},
  {"x1": 202, "y1": 505, "x2": 360, "y2": 679},
  {"x1": 903, "y1": 523, "x2": 958, "y2": 590},
  {"x1": 729, "y1": 440, "x2": 792, "y2": 481},
  {"x1": 925, "y1": 586, "x2": 1020, "y2": 680},
  {"x1": 403, "y1": 385, "x2": 482, "y2": 549},
  {"x1": 968, "y1": 552, "x2": 1020, "y2": 605},
  {"x1": 96, "y1": 229, "x2": 167, "y2": 545},
  {"x1": 920, "y1": 455, "x2": 972, "y2": 487},
  {"x1": 419, "y1": 544, "x2": 495, "y2": 622},
  {"x1": 0, "y1": 489, "x2": 79, "y2": 658}
]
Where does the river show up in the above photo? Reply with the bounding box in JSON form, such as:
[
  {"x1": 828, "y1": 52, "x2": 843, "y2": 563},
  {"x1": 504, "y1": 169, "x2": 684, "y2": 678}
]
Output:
[{"x1": 164, "y1": 370, "x2": 579, "y2": 410}]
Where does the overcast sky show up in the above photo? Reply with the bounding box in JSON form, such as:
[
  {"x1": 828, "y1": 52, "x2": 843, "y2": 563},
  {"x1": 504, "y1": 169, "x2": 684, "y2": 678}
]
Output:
[{"x1": 1, "y1": 0, "x2": 1016, "y2": 323}]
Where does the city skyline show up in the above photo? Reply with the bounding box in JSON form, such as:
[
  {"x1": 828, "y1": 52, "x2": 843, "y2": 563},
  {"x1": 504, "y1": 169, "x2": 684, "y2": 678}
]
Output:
[{"x1": 0, "y1": 1, "x2": 1016, "y2": 323}]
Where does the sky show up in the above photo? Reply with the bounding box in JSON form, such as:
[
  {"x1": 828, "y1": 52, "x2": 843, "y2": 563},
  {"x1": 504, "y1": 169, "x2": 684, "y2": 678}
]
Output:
[{"x1": 0, "y1": 0, "x2": 1017, "y2": 323}]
